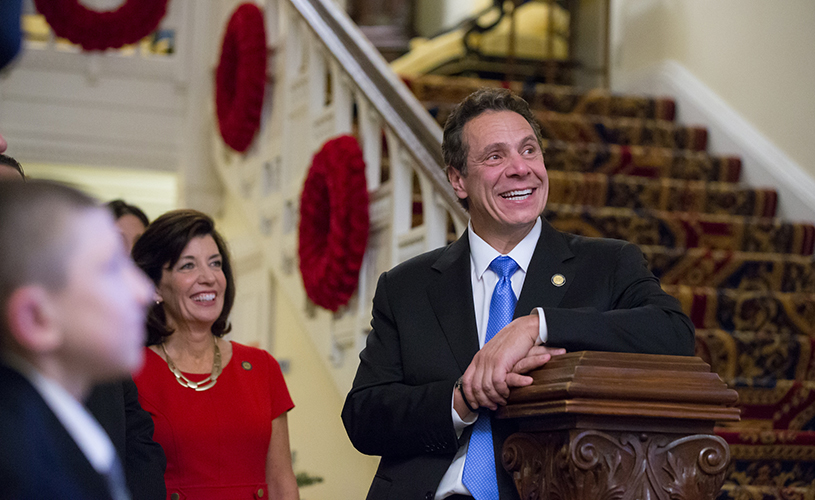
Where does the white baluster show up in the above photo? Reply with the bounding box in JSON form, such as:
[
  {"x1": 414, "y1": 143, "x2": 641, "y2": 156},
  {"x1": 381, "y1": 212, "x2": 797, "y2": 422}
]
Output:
[
  {"x1": 418, "y1": 171, "x2": 447, "y2": 252},
  {"x1": 331, "y1": 62, "x2": 353, "y2": 135},
  {"x1": 308, "y1": 43, "x2": 326, "y2": 117},
  {"x1": 356, "y1": 96, "x2": 382, "y2": 191},
  {"x1": 386, "y1": 128, "x2": 412, "y2": 268}
]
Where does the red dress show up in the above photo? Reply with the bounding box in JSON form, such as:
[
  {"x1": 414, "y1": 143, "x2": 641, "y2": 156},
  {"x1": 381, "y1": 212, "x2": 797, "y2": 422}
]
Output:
[{"x1": 134, "y1": 342, "x2": 294, "y2": 500}]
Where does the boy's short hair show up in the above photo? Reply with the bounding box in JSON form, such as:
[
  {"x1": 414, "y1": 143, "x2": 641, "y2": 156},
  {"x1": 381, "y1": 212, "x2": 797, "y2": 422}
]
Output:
[
  {"x1": 0, "y1": 181, "x2": 97, "y2": 332},
  {"x1": 0, "y1": 154, "x2": 24, "y2": 178}
]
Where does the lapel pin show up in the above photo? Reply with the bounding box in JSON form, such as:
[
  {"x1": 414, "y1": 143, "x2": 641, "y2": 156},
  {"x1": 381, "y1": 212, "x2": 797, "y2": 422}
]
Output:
[
  {"x1": 242, "y1": 361, "x2": 253, "y2": 370},
  {"x1": 551, "y1": 274, "x2": 566, "y2": 287}
]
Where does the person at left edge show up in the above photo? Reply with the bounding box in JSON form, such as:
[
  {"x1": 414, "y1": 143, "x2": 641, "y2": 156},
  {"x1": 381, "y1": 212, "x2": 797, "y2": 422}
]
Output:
[
  {"x1": 0, "y1": 154, "x2": 167, "y2": 500},
  {"x1": 0, "y1": 0, "x2": 22, "y2": 70},
  {"x1": 0, "y1": 153, "x2": 24, "y2": 180},
  {"x1": 0, "y1": 180, "x2": 153, "y2": 499}
]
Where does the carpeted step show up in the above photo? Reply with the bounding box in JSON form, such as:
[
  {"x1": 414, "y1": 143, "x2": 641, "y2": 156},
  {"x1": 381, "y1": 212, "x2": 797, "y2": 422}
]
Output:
[
  {"x1": 426, "y1": 105, "x2": 707, "y2": 150},
  {"x1": 666, "y1": 286, "x2": 815, "y2": 337},
  {"x1": 642, "y1": 247, "x2": 815, "y2": 292},
  {"x1": 545, "y1": 205, "x2": 815, "y2": 255},
  {"x1": 716, "y1": 428, "x2": 815, "y2": 496},
  {"x1": 695, "y1": 329, "x2": 814, "y2": 382},
  {"x1": 715, "y1": 400, "x2": 815, "y2": 496},
  {"x1": 548, "y1": 170, "x2": 776, "y2": 216},
  {"x1": 716, "y1": 484, "x2": 815, "y2": 500},
  {"x1": 534, "y1": 111, "x2": 709, "y2": 151},
  {"x1": 409, "y1": 73, "x2": 676, "y2": 120},
  {"x1": 718, "y1": 380, "x2": 815, "y2": 431},
  {"x1": 541, "y1": 139, "x2": 742, "y2": 182}
]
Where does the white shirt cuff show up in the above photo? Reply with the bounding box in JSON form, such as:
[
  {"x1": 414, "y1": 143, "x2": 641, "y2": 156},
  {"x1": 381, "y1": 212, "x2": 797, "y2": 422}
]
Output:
[
  {"x1": 451, "y1": 387, "x2": 478, "y2": 438},
  {"x1": 532, "y1": 307, "x2": 548, "y2": 345}
]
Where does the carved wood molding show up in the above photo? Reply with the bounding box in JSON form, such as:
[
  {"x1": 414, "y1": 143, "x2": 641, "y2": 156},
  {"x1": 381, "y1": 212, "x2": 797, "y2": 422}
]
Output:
[{"x1": 503, "y1": 429, "x2": 730, "y2": 500}]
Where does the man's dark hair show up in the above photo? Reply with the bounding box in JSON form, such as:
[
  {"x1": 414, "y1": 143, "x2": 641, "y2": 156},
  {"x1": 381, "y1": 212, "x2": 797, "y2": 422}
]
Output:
[
  {"x1": 107, "y1": 199, "x2": 149, "y2": 227},
  {"x1": 0, "y1": 154, "x2": 24, "y2": 178},
  {"x1": 131, "y1": 209, "x2": 235, "y2": 346},
  {"x1": 441, "y1": 87, "x2": 544, "y2": 210}
]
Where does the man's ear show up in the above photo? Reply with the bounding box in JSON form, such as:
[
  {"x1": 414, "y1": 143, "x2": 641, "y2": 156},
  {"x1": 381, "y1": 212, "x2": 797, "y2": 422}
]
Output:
[
  {"x1": 4, "y1": 286, "x2": 62, "y2": 353},
  {"x1": 447, "y1": 167, "x2": 468, "y2": 201}
]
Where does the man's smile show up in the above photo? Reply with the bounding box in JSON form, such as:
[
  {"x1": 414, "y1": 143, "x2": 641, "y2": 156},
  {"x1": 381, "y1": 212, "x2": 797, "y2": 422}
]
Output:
[{"x1": 500, "y1": 188, "x2": 534, "y2": 201}]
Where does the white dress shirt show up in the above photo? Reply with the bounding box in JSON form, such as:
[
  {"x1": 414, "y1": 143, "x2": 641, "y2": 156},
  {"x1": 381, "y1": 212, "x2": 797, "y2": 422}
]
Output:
[{"x1": 435, "y1": 217, "x2": 547, "y2": 499}]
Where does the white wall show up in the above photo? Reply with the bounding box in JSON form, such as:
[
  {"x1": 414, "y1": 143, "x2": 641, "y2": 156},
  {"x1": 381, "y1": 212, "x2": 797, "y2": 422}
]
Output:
[
  {"x1": 610, "y1": 0, "x2": 815, "y2": 176},
  {"x1": 272, "y1": 286, "x2": 380, "y2": 500}
]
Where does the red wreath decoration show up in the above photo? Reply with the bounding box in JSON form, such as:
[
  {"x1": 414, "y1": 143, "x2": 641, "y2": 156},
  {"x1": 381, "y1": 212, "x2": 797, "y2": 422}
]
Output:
[
  {"x1": 216, "y1": 3, "x2": 267, "y2": 153},
  {"x1": 33, "y1": 0, "x2": 169, "y2": 51},
  {"x1": 299, "y1": 136, "x2": 370, "y2": 311}
]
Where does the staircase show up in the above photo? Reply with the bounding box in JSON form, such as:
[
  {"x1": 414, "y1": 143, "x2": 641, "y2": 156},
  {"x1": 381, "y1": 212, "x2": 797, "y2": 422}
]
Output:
[{"x1": 210, "y1": 0, "x2": 815, "y2": 497}]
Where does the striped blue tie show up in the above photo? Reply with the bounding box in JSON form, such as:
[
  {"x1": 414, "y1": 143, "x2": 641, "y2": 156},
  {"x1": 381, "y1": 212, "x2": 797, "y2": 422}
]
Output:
[{"x1": 462, "y1": 256, "x2": 518, "y2": 500}]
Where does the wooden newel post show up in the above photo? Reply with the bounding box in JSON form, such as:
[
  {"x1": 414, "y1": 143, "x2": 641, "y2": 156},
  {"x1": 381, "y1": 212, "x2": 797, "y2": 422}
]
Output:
[{"x1": 496, "y1": 351, "x2": 740, "y2": 499}]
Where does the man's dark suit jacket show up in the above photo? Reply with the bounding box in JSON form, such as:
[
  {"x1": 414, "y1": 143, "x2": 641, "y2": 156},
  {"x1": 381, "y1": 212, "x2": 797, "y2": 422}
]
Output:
[
  {"x1": 342, "y1": 220, "x2": 696, "y2": 500},
  {"x1": 87, "y1": 379, "x2": 167, "y2": 500},
  {"x1": 0, "y1": 364, "x2": 115, "y2": 500}
]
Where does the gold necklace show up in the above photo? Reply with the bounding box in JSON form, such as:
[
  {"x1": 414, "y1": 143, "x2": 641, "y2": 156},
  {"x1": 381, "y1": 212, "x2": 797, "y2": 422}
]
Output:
[{"x1": 161, "y1": 337, "x2": 222, "y2": 391}]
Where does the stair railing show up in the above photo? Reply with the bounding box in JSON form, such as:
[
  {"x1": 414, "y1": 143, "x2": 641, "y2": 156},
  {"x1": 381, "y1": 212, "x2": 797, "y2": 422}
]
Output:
[{"x1": 211, "y1": 0, "x2": 467, "y2": 395}]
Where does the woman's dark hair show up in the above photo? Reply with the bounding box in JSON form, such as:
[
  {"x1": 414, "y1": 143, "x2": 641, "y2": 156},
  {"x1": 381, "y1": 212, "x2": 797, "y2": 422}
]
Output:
[
  {"x1": 107, "y1": 199, "x2": 150, "y2": 227},
  {"x1": 132, "y1": 209, "x2": 235, "y2": 346}
]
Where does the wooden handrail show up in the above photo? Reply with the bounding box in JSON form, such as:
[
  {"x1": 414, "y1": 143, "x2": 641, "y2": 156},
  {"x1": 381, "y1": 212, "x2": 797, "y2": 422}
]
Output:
[{"x1": 289, "y1": 0, "x2": 468, "y2": 224}]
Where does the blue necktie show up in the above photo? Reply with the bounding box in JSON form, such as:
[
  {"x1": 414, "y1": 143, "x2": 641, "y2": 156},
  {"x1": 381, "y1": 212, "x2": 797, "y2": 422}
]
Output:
[{"x1": 463, "y1": 256, "x2": 518, "y2": 500}]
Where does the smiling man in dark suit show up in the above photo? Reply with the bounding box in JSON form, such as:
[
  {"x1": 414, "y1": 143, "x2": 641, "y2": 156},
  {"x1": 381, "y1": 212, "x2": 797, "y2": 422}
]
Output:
[
  {"x1": 342, "y1": 88, "x2": 695, "y2": 500},
  {"x1": 0, "y1": 180, "x2": 154, "y2": 499}
]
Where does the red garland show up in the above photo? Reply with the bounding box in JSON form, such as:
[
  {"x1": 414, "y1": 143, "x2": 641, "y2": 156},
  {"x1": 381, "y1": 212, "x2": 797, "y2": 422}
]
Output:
[
  {"x1": 216, "y1": 3, "x2": 267, "y2": 153},
  {"x1": 298, "y1": 136, "x2": 370, "y2": 311},
  {"x1": 33, "y1": 0, "x2": 169, "y2": 51}
]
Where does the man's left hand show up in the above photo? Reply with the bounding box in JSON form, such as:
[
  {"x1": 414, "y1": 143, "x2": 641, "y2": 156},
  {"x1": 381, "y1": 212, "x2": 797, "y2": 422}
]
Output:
[{"x1": 461, "y1": 314, "x2": 565, "y2": 410}]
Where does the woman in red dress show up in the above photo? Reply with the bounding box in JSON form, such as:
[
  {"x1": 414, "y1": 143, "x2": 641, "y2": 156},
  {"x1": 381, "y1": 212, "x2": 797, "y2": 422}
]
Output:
[{"x1": 132, "y1": 210, "x2": 299, "y2": 500}]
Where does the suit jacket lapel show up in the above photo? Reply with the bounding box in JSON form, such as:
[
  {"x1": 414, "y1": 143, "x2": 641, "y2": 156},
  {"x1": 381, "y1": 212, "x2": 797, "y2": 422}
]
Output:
[
  {"x1": 515, "y1": 219, "x2": 575, "y2": 318},
  {"x1": 427, "y1": 231, "x2": 479, "y2": 374}
]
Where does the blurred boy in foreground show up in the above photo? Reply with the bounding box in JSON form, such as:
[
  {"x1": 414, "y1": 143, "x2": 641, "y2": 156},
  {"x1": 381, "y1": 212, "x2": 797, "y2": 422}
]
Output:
[{"x1": 0, "y1": 180, "x2": 153, "y2": 499}]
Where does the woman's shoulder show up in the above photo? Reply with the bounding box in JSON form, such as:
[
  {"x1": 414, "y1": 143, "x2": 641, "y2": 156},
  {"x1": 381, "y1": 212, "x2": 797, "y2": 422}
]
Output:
[
  {"x1": 229, "y1": 341, "x2": 278, "y2": 365},
  {"x1": 133, "y1": 346, "x2": 164, "y2": 383},
  {"x1": 228, "y1": 342, "x2": 288, "y2": 387}
]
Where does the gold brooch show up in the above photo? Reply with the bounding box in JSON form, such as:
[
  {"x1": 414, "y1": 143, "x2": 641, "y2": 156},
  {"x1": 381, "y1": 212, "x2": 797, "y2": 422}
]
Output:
[
  {"x1": 242, "y1": 361, "x2": 253, "y2": 370},
  {"x1": 551, "y1": 274, "x2": 566, "y2": 287}
]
